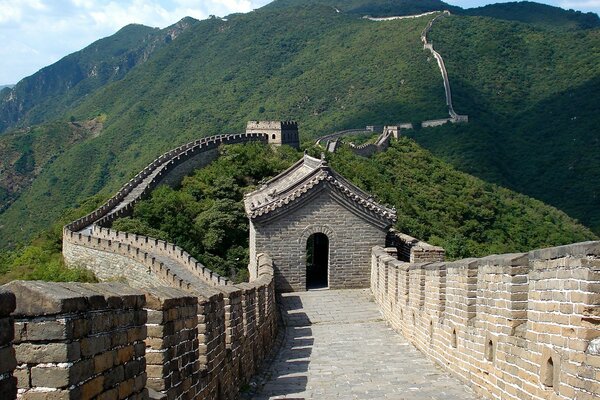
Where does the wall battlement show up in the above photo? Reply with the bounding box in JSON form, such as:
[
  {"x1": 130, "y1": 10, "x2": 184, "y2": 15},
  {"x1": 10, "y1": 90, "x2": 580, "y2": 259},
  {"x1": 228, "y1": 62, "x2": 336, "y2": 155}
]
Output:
[
  {"x1": 245, "y1": 121, "x2": 300, "y2": 149},
  {"x1": 371, "y1": 241, "x2": 600, "y2": 400},
  {"x1": 56, "y1": 131, "x2": 280, "y2": 399},
  {"x1": 2, "y1": 252, "x2": 276, "y2": 400}
]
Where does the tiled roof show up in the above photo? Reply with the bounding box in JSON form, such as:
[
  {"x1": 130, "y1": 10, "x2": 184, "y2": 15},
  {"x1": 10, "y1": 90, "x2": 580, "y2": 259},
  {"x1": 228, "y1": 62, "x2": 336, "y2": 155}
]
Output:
[{"x1": 244, "y1": 154, "x2": 397, "y2": 226}]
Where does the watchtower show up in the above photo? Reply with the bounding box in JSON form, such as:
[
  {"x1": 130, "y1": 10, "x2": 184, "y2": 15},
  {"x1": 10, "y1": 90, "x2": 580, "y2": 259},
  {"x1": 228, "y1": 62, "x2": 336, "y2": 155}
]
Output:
[
  {"x1": 244, "y1": 154, "x2": 396, "y2": 292},
  {"x1": 245, "y1": 120, "x2": 300, "y2": 149}
]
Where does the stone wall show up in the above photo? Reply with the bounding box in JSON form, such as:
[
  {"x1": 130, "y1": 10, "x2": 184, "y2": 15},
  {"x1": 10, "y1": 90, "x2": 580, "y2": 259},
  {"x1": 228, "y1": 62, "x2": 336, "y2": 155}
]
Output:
[
  {"x1": 0, "y1": 288, "x2": 17, "y2": 399},
  {"x1": 1, "y1": 254, "x2": 277, "y2": 400},
  {"x1": 251, "y1": 188, "x2": 388, "y2": 291},
  {"x1": 386, "y1": 230, "x2": 445, "y2": 262},
  {"x1": 4, "y1": 281, "x2": 148, "y2": 400},
  {"x1": 371, "y1": 241, "x2": 600, "y2": 400}
]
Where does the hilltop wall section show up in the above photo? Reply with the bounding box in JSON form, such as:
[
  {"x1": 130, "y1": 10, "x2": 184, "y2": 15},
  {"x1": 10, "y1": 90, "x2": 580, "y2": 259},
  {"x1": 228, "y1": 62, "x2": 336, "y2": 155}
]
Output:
[
  {"x1": 372, "y1": 241, "x2": 600, "y2": 400},
  {"x1": 421, "y1": 11, "x2": 468, "y2": 123},
  {"x1": 54, "y1": 132, "x2": 282, "y2": 399}
]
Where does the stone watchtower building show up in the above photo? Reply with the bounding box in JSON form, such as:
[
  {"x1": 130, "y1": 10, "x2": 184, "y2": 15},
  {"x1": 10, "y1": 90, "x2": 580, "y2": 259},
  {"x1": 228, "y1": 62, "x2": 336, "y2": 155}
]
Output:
[
  {"x1": 246, "y1": 120, "x2": 300, "y2": 148},
  {"x1": 244, "y1": 154, "x2": 396, "y2": 291}
]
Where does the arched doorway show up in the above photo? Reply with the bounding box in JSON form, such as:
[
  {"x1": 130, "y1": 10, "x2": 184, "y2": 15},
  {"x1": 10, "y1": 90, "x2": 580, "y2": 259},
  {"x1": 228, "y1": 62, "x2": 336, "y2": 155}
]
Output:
[{"x1": 306, "y1": 233, "x2": 329, "y2": 289}]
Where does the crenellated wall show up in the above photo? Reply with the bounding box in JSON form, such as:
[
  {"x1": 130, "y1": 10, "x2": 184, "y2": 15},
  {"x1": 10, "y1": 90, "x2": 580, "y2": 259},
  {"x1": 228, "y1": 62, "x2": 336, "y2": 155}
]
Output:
[
  {"x1": 1, "y1": 253, "x2": 277, "y2": 400},
  {"x1": 371, "y1": 241, "x2": 600, "y2": 400},
  {"x1": 52, "y1": 130, "x2": 290, "y2": 400}
]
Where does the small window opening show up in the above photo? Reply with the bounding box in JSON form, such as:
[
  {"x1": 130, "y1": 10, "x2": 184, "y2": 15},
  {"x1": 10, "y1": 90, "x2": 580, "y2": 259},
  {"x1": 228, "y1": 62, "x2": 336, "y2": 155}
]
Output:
[
  {"x1": 542, "y1": 357, "x2": 554, "y2": 387},
  {"x1": 485, "y1": 339, "x2": 495, "y2": 362},
  {"x1": 451, "y1": 329, "x2": 457, "y2": 348},
  {"x1": 272, "y1": 134, "x2": 276, "y2": 140},
  {"x1": 429, "y1": 320, "x2": 434, "y2": 340}
]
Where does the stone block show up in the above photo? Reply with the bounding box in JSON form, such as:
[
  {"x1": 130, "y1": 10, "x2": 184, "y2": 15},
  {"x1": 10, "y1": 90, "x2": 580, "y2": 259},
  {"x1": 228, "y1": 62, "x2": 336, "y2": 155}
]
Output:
[
  {"x1": 3, "y1": 281, "x2": 88, "y2": 316},
  {"x1": 22, "y1": 320, "x2": 70, "y2": 341},
  {"x1": 94, "y1": 283, "x2": 146, "y2": 309},
  {"x1": 30, "y1": 359, "x2": 93, "y2": 388},
  {"x1": 14, "y1": 366, "x2": 30, "y2": 389},
  {"x1": 15, "y1": 342, "x2": 81, "y2": 364},
  {"x1": 103, "y1": 365, "x2": 125, "y2": 389},
  {"x1": 81, "y1": 335, "x2": 111, "y2": 357}
]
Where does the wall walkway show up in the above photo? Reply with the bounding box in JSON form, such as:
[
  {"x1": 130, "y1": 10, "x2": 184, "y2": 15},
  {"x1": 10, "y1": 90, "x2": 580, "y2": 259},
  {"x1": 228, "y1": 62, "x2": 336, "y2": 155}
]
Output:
[{"x1": 254, "y1": 289, "x2": 479, "y2": 399}]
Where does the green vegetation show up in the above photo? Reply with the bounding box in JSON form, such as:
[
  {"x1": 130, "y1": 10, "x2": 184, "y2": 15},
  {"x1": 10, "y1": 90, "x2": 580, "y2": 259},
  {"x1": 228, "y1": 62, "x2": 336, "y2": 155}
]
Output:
[
  {"x1": 110, "y1": 142, "x2": 594, "y2": 283},
  {"x1": 111, "y1": 143, "x2": 300, "y2": 282},
  {"x1": 0, "y1": 196, "x2": 103, "y2": 284},
  {"x1": 0, "y1": 0, "x2": 599, "y2": 250},
  {"x1": 330, "y1": 139, "x2": 596, "y2": 259},
  {"x1": 0, "y1": 6, "x2": 447, "y2": 246},
  {"x1": 0, "y1": 119, "x2": 103, "y2": 212},
  {"x1": 407, "y1": 15, "x2": 600, "y2": 232},
  {"x1": 265, "y1": 0, "x2": 460, "y2": 16},
  {"x1": 463, "y1": 2, "x2": 600, "y2": 30}
]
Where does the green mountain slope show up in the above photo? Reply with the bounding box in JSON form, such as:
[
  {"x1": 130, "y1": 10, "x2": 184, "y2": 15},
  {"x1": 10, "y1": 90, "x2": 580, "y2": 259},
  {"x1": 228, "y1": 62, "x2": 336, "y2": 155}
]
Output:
[
  {"x1": 0, "y1": 6, "x2": 449, "y2": 246},
  {"x1": 407, "y1": 15, "x2": 600, "y2": 232},
  {"x1": 0, "y1": 0, "x2": 599, "y2": 246},
  {"x1": 0, "y1": 117, "x2": 104, "y2": 213},
  {"x1": 0, "y1": 17, "x2": 198, "y2": 134},
  {"x1": 265, "y1": 0, "x2": 460, "y2": 16}
]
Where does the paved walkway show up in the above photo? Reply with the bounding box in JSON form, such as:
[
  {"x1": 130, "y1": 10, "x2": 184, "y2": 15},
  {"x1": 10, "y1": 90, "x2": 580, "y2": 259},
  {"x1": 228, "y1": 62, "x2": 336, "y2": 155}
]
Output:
[{"x1": 254, "y1": 289, "x2": 479, "y2": 400}]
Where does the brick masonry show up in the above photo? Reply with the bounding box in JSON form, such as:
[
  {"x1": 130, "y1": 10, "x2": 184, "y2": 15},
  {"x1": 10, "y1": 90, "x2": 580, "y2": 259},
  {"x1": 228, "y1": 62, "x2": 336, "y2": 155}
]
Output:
[
  {"x1": 251, "y1": 188, "x2": 389, "y2": 292},
  {"x1": 1, "y1": 253, "x2": 277, "y2": 400},
  {"x1": 371, "y1": 241, "x2": 600, "y2": 400},
  {"x1": 4, "y1": 281, "x2": 148, "y2": 400}
]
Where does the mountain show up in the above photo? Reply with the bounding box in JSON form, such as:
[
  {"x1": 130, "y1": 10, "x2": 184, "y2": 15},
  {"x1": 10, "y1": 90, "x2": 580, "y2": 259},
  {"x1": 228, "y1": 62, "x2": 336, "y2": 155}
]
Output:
[
  {"x1": 0, "y1": 17, "x2": 198, "y2": 134},
  {"x1": 0, "y1": 85, "x2": 14, "y2": 91},
  {"x1": 0, "y1": 0, "x2": 598, "y2": 246},
  {"x1": 406, "y1": 12, "x2": 600, "y2": 232},
  {"x1": 0, "y1": 118, "x2": 104, "y2": 213},
  {"x1": 463, "y1": 1, "x2": 600, "y2": 30}
]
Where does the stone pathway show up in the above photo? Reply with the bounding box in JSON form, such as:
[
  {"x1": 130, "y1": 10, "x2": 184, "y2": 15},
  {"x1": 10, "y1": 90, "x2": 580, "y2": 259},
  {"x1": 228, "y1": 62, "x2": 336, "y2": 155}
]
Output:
[{"x1": 253, "y1": 289, "x2": 479, "y2": 400}]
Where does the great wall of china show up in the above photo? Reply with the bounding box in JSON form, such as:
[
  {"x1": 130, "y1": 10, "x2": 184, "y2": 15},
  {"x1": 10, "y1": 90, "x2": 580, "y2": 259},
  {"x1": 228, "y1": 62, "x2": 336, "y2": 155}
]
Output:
[
  {"x1": 0, "y1": 10, "x2": 598, "y2": 400},
  {"x1": 319, "y1": 11, "x2": 469, "y2": 157}
]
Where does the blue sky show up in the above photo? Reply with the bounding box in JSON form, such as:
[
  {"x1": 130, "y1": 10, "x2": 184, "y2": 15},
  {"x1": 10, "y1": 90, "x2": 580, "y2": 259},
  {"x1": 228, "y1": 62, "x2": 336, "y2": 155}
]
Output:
[{"x1": 1, "y1": 0, "x2": 598, "y2": 85}]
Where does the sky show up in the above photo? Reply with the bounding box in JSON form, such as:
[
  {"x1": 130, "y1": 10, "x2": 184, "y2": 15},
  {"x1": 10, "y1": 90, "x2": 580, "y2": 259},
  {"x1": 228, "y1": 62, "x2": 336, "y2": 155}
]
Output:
[{"x1": 1, "y1": 0, "x2": 599, "y2": 85}]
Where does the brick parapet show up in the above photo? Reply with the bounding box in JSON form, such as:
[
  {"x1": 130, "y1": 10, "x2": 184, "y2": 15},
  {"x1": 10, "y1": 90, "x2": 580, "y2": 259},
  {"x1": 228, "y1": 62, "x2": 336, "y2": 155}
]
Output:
[
  {"x1": 386, "y1": 230, "x2": 445, "y2": 263},
  {"x1": 143, "y1": 287, "x2": 199, "y2": 400},
  {"x1": 371, "y1": 241, "x2": 600, "y2": 400},
  {"x1": 1, "y1": 251, "x2": 277, "y2": 400},
  {"x1": 3, "y1": 281, "x2": 148, "y2": 400},
  {"x1": 63, "y1": 133, "x2": 269, "y2": 290}
]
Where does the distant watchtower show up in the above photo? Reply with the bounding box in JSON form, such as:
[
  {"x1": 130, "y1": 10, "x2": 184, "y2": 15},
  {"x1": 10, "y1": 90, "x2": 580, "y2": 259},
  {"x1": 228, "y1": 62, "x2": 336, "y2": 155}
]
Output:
[{"x1": 246, "y1": 120, "x2": 300, "y2": 149}]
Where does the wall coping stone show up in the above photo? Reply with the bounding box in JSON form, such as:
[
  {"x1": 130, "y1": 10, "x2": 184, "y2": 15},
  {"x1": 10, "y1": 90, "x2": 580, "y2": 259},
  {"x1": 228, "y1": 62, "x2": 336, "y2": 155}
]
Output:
[{"x1": 529, "y1": 241, "x2": 600, "y2": 260}]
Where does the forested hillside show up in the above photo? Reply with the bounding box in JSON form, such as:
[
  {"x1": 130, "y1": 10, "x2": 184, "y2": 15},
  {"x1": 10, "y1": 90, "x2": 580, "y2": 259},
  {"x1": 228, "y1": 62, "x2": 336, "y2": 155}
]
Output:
[
  {"x1": 410, "y1": 14, "x2": 600, "y2": 232},
  {"x1": 0, "y1": 6, "x2": 447, "y2": 246},
  {"x1": 0, "y1": 17, "x2": 198, "y2": 134},
  {"x1": 106, "y1": 142, "x2": 595, "y2": 281},
  {"x1": 0, "y1": 0, "x2": 598, "y2": 248}
]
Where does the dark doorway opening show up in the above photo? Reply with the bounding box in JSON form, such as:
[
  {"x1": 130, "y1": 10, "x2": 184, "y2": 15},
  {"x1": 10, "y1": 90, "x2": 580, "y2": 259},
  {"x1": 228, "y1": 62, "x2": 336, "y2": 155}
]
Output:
[{"x1": 306, "y1": 233, "x2": 329, "y2": 289}]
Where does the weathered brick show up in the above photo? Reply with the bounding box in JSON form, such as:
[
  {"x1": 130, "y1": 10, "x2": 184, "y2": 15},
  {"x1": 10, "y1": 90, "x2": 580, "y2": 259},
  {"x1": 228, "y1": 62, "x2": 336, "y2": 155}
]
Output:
[{"x1": 15, "y1": 342, "x2": 81, "y2": 364}]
